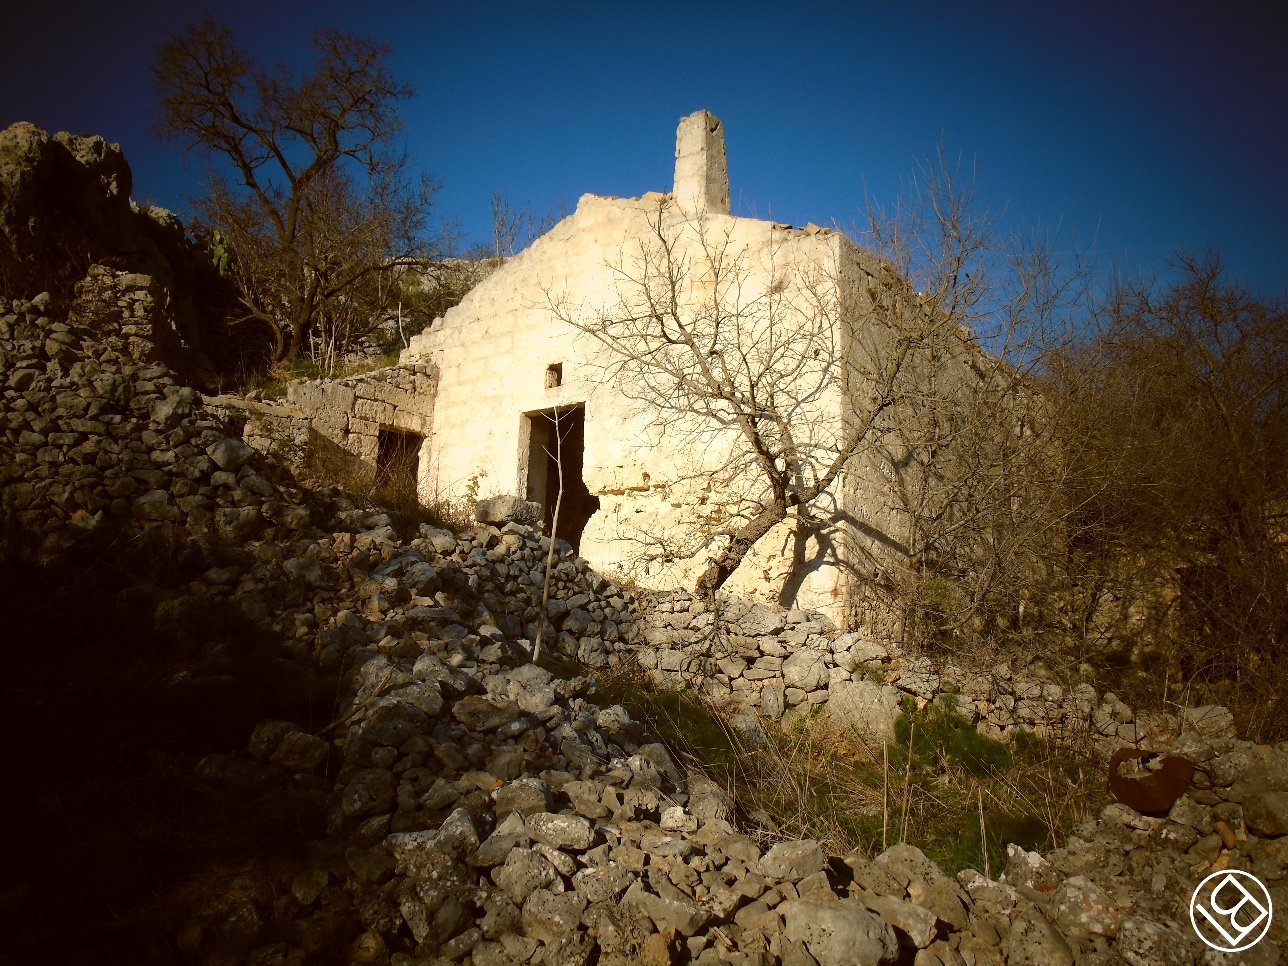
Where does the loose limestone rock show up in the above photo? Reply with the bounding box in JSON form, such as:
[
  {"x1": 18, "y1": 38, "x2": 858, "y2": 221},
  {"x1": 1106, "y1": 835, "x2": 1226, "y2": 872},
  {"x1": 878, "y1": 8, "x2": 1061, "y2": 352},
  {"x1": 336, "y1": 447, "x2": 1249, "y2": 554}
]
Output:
[
  {"x1": 206, "y1": 436, "x2": 254, "y2": 471},
  {"x1": 1049, "y1": 875, "x2": 1121, "y2": 938},
  {"x1": 1116, "y1": 916, "x2": 1194, "y2": 966},
  {"x1": 860, "y1": 894, "x2": 938, "y2": 948},
  {"x1": 782, "y1": 648, "x2": 828, "y2": 691},
  {"x1": 526, "y1": 813, "x2": 595, "y2": 851},
  {"x1": 520, "y1": 888, "x2": 586, "y2": 943},
  {"x1": 1008, "y1": 905, "x2": 1074, "y2": 966},
  {"x1": 760, "y1": 839, "x2": 826, "y2": 882},
  {"x1": 780, "y1": 899, "x2": 899, "y2": 966},
  {"x1": 828, "y1": 681, "x2": 902, "y2": 736},
  {"x1": 1245, "y1": 791, "x2": 1288, "y2": 837},
  {"x1": 621, "y1": 881, "x2": 711, "y2": 937}
]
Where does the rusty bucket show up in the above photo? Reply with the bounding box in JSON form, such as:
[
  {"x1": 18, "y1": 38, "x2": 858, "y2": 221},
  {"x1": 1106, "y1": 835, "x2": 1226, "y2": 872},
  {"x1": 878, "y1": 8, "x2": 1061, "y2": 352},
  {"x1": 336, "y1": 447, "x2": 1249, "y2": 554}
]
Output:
[{"x1": 1107, "y1": 748, "x2": 1203, "y2": 815}]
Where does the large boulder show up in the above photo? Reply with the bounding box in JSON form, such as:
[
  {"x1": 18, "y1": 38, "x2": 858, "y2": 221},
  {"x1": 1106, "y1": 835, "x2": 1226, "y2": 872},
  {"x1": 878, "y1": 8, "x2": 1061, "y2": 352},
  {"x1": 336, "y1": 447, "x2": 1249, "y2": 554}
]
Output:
[
  {"x1": 780, "y1": 899, "x2": 899, "y2": 965},
  {"x1": 1230, "y1": 751, "x2": 1288, "y2": 801},
  {"x1": 828, "y1": 681, "x2": 903, "y2": 736},
  {"x1": 1, "y1": 122, "x2": 134, "y2": 292}
]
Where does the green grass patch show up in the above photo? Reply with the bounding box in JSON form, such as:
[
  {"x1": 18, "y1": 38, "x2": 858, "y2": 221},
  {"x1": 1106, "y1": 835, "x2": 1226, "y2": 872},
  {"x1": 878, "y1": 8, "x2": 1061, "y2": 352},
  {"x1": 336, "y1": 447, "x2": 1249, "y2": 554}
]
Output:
[
  {"x1": 893, "y1": 697, "x2": 1013, "y2": 777},
  {"x1": 596, "y1": 679, "x2": 743, "y2": 773},
  {"x1": 592, "y1": 671, "x2": 1108, "y2": 877}
]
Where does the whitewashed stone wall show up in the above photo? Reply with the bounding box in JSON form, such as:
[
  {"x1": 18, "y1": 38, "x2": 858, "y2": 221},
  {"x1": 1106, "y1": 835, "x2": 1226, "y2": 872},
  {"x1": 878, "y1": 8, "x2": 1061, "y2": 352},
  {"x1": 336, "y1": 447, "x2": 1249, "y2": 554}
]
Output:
[{"x1": 400, "y1": 112, "x2": 916, "y2": 627}]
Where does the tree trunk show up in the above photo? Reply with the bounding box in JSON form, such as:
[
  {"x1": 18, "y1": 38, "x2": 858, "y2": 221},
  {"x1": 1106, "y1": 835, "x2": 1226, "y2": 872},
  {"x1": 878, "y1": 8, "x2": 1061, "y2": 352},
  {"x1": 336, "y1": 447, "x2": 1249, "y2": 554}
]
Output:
[
  {"x1": 281, "y1": 302, "x2": 310, "y2": 363},
  {"x1": 694, "y1": 498, "x2": 789, "y2": 608},
  {"x1": 533, "y1": 407, "x2": 564, "y2": 665}
]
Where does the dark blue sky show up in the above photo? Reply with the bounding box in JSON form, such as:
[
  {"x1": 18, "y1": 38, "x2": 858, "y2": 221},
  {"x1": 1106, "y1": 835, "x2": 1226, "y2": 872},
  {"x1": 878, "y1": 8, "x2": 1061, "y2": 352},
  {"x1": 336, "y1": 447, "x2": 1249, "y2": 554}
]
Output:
[{"x1": 3, "y1": 1, "x2": 1285, "y2": 294}]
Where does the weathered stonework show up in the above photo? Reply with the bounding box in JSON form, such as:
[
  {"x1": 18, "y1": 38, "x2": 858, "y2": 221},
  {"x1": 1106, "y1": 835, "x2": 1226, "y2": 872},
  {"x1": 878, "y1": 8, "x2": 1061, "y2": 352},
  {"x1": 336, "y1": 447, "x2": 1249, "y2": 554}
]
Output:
[
  {"x1": 287, "y1": 363, "x2": 437, "y2": 471},
  {"x1": 673, "y1": 109, "x2": 730, "y2": 214},
  {"x1": 400, "y1": 111, "x2": 934, "y2": 627},
  {"x1": 207, "y1": 363, "x2": 438, "y2": 484}
]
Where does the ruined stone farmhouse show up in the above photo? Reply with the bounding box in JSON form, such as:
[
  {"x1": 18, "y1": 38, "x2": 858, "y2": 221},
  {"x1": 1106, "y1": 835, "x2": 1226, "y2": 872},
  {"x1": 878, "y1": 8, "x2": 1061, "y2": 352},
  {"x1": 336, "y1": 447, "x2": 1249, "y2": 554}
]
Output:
[{"x1": 277, "y1": 111, "x2": 962, "y2": 627}]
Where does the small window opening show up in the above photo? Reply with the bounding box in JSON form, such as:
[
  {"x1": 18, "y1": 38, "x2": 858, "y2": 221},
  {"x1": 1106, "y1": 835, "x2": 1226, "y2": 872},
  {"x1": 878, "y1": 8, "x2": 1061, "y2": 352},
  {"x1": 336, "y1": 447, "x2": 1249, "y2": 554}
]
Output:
[{"x1": 545, "y1": 363, "x2": 563, "y2": 388}]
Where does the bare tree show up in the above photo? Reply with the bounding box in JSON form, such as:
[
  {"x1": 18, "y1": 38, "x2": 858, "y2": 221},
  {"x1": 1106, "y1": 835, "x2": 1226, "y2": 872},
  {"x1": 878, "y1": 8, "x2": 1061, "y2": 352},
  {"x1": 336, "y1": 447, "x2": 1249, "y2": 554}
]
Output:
[
  {"x1": 152, "y1": 19, "x2": 453, "y2": 363},
  {"x1": 549, "y1": 152, "x2": 1089, "y2": 639},
  {"x1": 1046, "y1": 253, "x2": 1288, "y2": 735},
  {"x1": 548, "y1": 198, "x2": 939, "y2": 613},
  {"x1": 858, "y1": 155, "x2": 1091, "y2": 648},
  {"x1": 467, "y1": 190, "x2": 570, "y2": 262},
  {"x1": 533, "y1": 406, "x2": 567, "y2": 664}
]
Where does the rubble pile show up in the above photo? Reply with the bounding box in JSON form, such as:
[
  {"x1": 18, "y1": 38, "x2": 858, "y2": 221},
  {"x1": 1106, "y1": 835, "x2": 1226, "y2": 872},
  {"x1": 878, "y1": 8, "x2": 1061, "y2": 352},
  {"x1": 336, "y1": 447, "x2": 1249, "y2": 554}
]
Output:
[
  {"x1": 197, "y1": 661, "x2": 1288, "y2": 966},
  {"x1": 4, "y1": 283, "x2": 1288, "y2": 966}
]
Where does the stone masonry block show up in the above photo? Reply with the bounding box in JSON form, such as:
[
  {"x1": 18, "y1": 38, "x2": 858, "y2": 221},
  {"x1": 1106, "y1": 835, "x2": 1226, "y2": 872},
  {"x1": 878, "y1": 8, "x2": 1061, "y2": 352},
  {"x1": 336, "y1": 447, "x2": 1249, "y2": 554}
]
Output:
[
  {"x1": 353, "y1": 398, "x2": 394, "y2": 425},
  {"x1": 321, "y1": 384, "x2": 356, "y2": 412}
]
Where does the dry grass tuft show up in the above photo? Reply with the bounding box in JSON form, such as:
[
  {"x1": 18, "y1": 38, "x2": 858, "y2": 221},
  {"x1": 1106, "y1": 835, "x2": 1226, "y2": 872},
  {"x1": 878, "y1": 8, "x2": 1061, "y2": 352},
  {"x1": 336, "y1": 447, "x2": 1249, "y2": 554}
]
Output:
[{"x1": 602, "y1": 668, "x2": 1108, "y2": 875}]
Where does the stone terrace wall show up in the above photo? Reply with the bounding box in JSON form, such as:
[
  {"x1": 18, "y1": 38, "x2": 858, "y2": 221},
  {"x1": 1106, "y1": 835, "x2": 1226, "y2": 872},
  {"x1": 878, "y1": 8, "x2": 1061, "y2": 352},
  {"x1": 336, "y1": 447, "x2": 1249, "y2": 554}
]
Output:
[
  {"x1": 631, "y1": 591, "x2": 1234, "y2": 756},
  {"x1": 0, "y1": 267, "x2": 213, "y2": 551}
]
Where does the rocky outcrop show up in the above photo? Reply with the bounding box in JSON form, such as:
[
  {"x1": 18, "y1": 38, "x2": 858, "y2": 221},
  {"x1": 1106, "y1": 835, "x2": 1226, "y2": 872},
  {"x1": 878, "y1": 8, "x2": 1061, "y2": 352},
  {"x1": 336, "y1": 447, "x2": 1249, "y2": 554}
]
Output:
[{"x1": 0, "y1": 121, "x2": 251, "y2": 387}]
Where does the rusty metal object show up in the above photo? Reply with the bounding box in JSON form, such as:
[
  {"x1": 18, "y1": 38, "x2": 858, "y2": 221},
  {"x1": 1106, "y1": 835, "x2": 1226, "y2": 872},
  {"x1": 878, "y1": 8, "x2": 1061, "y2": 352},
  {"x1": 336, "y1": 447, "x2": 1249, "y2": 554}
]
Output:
[{"x1": 1107, "y1": 749, "x2": 1195, "y2": 815}]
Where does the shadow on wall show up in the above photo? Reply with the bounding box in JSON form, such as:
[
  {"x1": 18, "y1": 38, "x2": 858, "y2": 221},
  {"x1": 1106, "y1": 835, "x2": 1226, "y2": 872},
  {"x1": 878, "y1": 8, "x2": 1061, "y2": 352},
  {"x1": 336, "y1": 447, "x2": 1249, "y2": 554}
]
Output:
[
  {"x1": 301, "y1": 430, "x2": 374, "y2": 488},
  {"x1": 777, "y1": 511, "x2": 844, "y2": 609},
  {"x1": 772, "y1": 501, "x2": 907, "y2": 633}
]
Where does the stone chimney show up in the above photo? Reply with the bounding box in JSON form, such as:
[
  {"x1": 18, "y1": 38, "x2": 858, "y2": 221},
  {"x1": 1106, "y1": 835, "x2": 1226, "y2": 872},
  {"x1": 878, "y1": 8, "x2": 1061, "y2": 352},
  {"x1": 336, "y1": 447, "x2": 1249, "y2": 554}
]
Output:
[{"x1": 673, "y1": 110, "x2": 730, "y2": 215}]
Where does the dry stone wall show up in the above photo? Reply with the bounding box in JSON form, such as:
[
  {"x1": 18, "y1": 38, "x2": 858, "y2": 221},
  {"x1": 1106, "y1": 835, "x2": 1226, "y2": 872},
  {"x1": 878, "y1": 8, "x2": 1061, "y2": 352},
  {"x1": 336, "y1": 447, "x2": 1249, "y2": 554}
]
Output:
[
  {"x1": 630, "y1": 592, "x2": 1239, "y2": 762},
  {"x1": 0, "y1": 267, "x2": 263, "y2": 555}
]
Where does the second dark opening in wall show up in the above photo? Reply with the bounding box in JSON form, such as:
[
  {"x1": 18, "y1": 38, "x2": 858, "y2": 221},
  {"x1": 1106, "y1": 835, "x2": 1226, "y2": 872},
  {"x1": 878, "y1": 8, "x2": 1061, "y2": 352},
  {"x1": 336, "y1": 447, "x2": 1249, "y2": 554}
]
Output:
[{"x1": 375, "y1": 428, "x2": 422, "y2": 496}]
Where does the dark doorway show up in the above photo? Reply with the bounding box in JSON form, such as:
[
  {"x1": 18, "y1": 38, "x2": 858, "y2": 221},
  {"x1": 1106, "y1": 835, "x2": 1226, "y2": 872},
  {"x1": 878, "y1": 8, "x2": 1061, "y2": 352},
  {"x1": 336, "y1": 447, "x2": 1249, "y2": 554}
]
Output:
[
  {"x1": 376, "y1": 428, "x2": 423, "y2": 495},
  {"x1": 524, "y1": 406, "x2": 600, "y2": 554}
]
